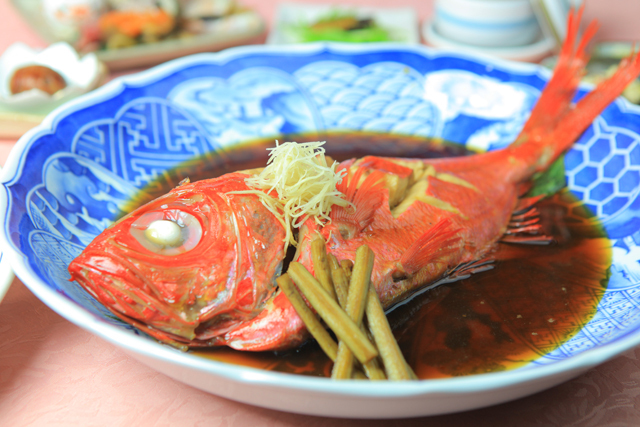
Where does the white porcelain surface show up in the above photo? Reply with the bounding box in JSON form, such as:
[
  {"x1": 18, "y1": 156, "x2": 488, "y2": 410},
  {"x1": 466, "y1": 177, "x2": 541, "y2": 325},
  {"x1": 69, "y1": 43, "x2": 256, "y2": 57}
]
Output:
[
  {"x1": 423, "y1": 21, "x2": 555, "y2": 62},
  {"x1": 434, "y1": 0, "x2": 541, "y2": 47},
  {"x1": 0, "y1": 42, "x2": 103, "y2": 113}
]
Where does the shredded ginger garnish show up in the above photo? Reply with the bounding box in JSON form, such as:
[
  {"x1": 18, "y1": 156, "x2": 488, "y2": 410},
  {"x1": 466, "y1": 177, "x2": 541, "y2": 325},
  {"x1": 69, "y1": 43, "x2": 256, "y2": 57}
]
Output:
[{"x1": 231, "y1": 141, "x2": 350, "y2": 249}]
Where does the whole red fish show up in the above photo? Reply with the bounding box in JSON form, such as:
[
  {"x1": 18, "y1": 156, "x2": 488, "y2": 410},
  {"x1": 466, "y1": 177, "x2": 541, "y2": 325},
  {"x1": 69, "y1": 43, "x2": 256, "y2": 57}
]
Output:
[{"x1": 68, "y1": 9, "x2": 640, "y2": 351}]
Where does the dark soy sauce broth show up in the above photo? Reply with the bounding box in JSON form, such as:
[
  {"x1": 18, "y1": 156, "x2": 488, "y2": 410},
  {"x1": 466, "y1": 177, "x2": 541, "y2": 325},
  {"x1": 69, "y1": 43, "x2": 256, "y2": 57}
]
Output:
[{"x1": 132, "y1": 132, "x2": 611, "y2": 379}]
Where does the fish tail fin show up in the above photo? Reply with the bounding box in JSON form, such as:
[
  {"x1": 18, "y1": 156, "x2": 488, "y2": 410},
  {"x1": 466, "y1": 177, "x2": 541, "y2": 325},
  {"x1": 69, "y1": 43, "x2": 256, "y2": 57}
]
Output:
[
  {"x1": 509, "y1": 6, "x2": 640, "y2": 177},
  {"x1": 519, "y1": 6, "x2": 596, "y2": 136}
]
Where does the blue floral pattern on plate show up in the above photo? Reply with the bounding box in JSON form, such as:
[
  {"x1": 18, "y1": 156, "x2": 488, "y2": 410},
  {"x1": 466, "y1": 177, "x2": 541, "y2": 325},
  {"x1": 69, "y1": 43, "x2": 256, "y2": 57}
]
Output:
[{"x1": 3, "y1": 44, "x2": 640, "y2": 414}]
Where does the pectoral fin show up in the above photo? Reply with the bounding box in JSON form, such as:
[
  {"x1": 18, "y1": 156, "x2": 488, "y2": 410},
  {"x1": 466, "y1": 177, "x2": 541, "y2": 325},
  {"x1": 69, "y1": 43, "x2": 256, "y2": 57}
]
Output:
[{"x1": 399, "y1": 218, "x2": 462, "y2": 276}]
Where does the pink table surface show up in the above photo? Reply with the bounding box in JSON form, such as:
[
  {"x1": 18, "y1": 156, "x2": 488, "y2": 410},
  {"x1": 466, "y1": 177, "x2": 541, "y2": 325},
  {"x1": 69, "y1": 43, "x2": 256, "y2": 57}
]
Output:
[{"x1": 3, "y1": 1, "x2": 640, "y2": 425}]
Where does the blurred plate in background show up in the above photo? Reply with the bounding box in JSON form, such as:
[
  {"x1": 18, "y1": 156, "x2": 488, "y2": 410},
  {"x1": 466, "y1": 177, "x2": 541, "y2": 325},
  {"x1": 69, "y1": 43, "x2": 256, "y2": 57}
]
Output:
[{"x1": 11, "y1": 0, "x2": 266, "y2": 71}]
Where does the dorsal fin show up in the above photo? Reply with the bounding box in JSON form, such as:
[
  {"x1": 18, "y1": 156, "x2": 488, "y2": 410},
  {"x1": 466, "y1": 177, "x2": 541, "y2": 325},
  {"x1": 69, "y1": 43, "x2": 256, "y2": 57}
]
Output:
[
  {"x1": 399, "y1": 218, "x2": 462, "y2": 276},
  {"x1": 358, "y1": 156, "x2": 413, "y2": 178}
]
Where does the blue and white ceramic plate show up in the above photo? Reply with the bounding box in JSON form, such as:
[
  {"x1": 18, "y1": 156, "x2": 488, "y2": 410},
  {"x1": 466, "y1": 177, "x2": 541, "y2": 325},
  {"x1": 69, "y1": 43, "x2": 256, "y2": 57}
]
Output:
[{"x1": 2, "y1": 43, "x2": 640, "y2": 418}]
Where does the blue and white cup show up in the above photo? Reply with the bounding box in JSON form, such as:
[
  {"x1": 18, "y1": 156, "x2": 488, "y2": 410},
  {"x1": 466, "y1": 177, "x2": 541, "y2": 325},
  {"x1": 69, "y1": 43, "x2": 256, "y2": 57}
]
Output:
[{"x1": 433, "y1": 0, "x2": 542, "y2": 47}]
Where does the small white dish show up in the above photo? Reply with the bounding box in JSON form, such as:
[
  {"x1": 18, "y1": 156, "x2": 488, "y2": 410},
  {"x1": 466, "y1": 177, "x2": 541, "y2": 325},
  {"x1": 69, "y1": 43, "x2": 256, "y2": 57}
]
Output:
[
  {"x1": 0, "y1": 42, "x2": 104, "y2": 113},
  {"x1": 0, "y1": 42, "x2": 106, "y2": 138},
  {"x1": 423, "y1": 20, "x2": 555, "y2": 63},
  {"x1": 267, "y1": 3, "x2": 420, "y2": 45}
]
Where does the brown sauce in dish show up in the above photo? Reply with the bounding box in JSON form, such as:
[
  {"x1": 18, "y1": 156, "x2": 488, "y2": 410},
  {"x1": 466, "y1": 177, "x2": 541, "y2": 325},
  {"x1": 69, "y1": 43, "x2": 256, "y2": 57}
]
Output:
[
  {"x1": 131, "y1": 132, "x2": 611, "y2": 379},
  {"x1": 391, "y1": 204, "x2": 609, "y2": 379}
]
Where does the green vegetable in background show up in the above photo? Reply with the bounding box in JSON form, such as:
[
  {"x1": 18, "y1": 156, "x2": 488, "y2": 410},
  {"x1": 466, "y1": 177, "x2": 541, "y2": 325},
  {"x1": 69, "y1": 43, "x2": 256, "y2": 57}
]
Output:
[{"x1": 291, "y1": 9, "x2": 391, "y2": 43}]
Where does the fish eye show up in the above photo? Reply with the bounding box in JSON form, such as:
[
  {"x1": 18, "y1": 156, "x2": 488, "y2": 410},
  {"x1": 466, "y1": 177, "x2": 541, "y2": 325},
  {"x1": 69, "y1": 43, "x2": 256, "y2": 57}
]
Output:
[
  {"x1": 130, "y1": 209, "x2": 202, "y2": 255},
  {"x1": 144, "y1": 220, "x2": 183, "y2": 247}
]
